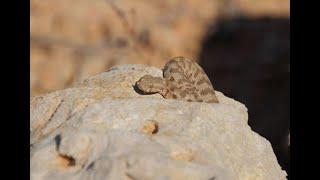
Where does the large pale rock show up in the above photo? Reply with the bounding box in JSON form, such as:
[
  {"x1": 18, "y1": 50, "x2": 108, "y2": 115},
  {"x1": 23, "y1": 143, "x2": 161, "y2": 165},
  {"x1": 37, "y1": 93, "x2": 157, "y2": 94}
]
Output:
[{"x1": 30, "y1": 64, "x2": 287, "y2": 180}]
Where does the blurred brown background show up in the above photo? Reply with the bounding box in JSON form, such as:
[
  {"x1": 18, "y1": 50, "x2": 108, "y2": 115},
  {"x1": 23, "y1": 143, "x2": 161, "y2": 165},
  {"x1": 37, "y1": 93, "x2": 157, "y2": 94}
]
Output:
[{"x1": 31, "y1": 0, "x2": 290, "y2": 177}]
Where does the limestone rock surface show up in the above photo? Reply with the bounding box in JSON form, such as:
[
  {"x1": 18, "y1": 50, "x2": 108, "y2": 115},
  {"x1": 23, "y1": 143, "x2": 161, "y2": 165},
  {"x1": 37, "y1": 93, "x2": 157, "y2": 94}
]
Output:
[{"x1": 30, "y1": 64, "x2": 287, "y2": 180}]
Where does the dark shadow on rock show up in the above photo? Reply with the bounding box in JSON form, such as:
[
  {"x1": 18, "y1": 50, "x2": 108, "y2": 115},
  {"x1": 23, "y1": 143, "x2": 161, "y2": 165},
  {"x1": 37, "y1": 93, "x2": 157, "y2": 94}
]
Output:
[
  {"x1": 198, "y1": 16, "x2": 290, "y2": 178},
  {"x1": 54, "y1": 134, "x2": 62, "y2": 151}
]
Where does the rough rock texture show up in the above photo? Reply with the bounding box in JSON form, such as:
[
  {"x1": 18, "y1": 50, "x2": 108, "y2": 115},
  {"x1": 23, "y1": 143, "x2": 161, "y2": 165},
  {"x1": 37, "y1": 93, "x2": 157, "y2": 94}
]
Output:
[
  {"x1": 30, "y1": 64, "x2": 287, "y2": 180},
  {"x1": 30, "y1": 0, "x2": 289, "y2": 96}
]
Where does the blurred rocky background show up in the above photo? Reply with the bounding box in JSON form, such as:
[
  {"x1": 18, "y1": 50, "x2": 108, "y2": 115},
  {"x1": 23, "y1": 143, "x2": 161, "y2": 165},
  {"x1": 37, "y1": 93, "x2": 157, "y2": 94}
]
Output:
[{"x1": 30, "y1": 0, "x2": 290, "y2": 178}]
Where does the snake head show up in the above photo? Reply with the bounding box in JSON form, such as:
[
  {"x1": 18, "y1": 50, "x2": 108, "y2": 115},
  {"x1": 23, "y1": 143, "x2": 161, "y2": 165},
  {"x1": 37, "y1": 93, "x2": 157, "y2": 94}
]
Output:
[{"x1": 136, "y1": 75, "x2": 165, "y2": 94}]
